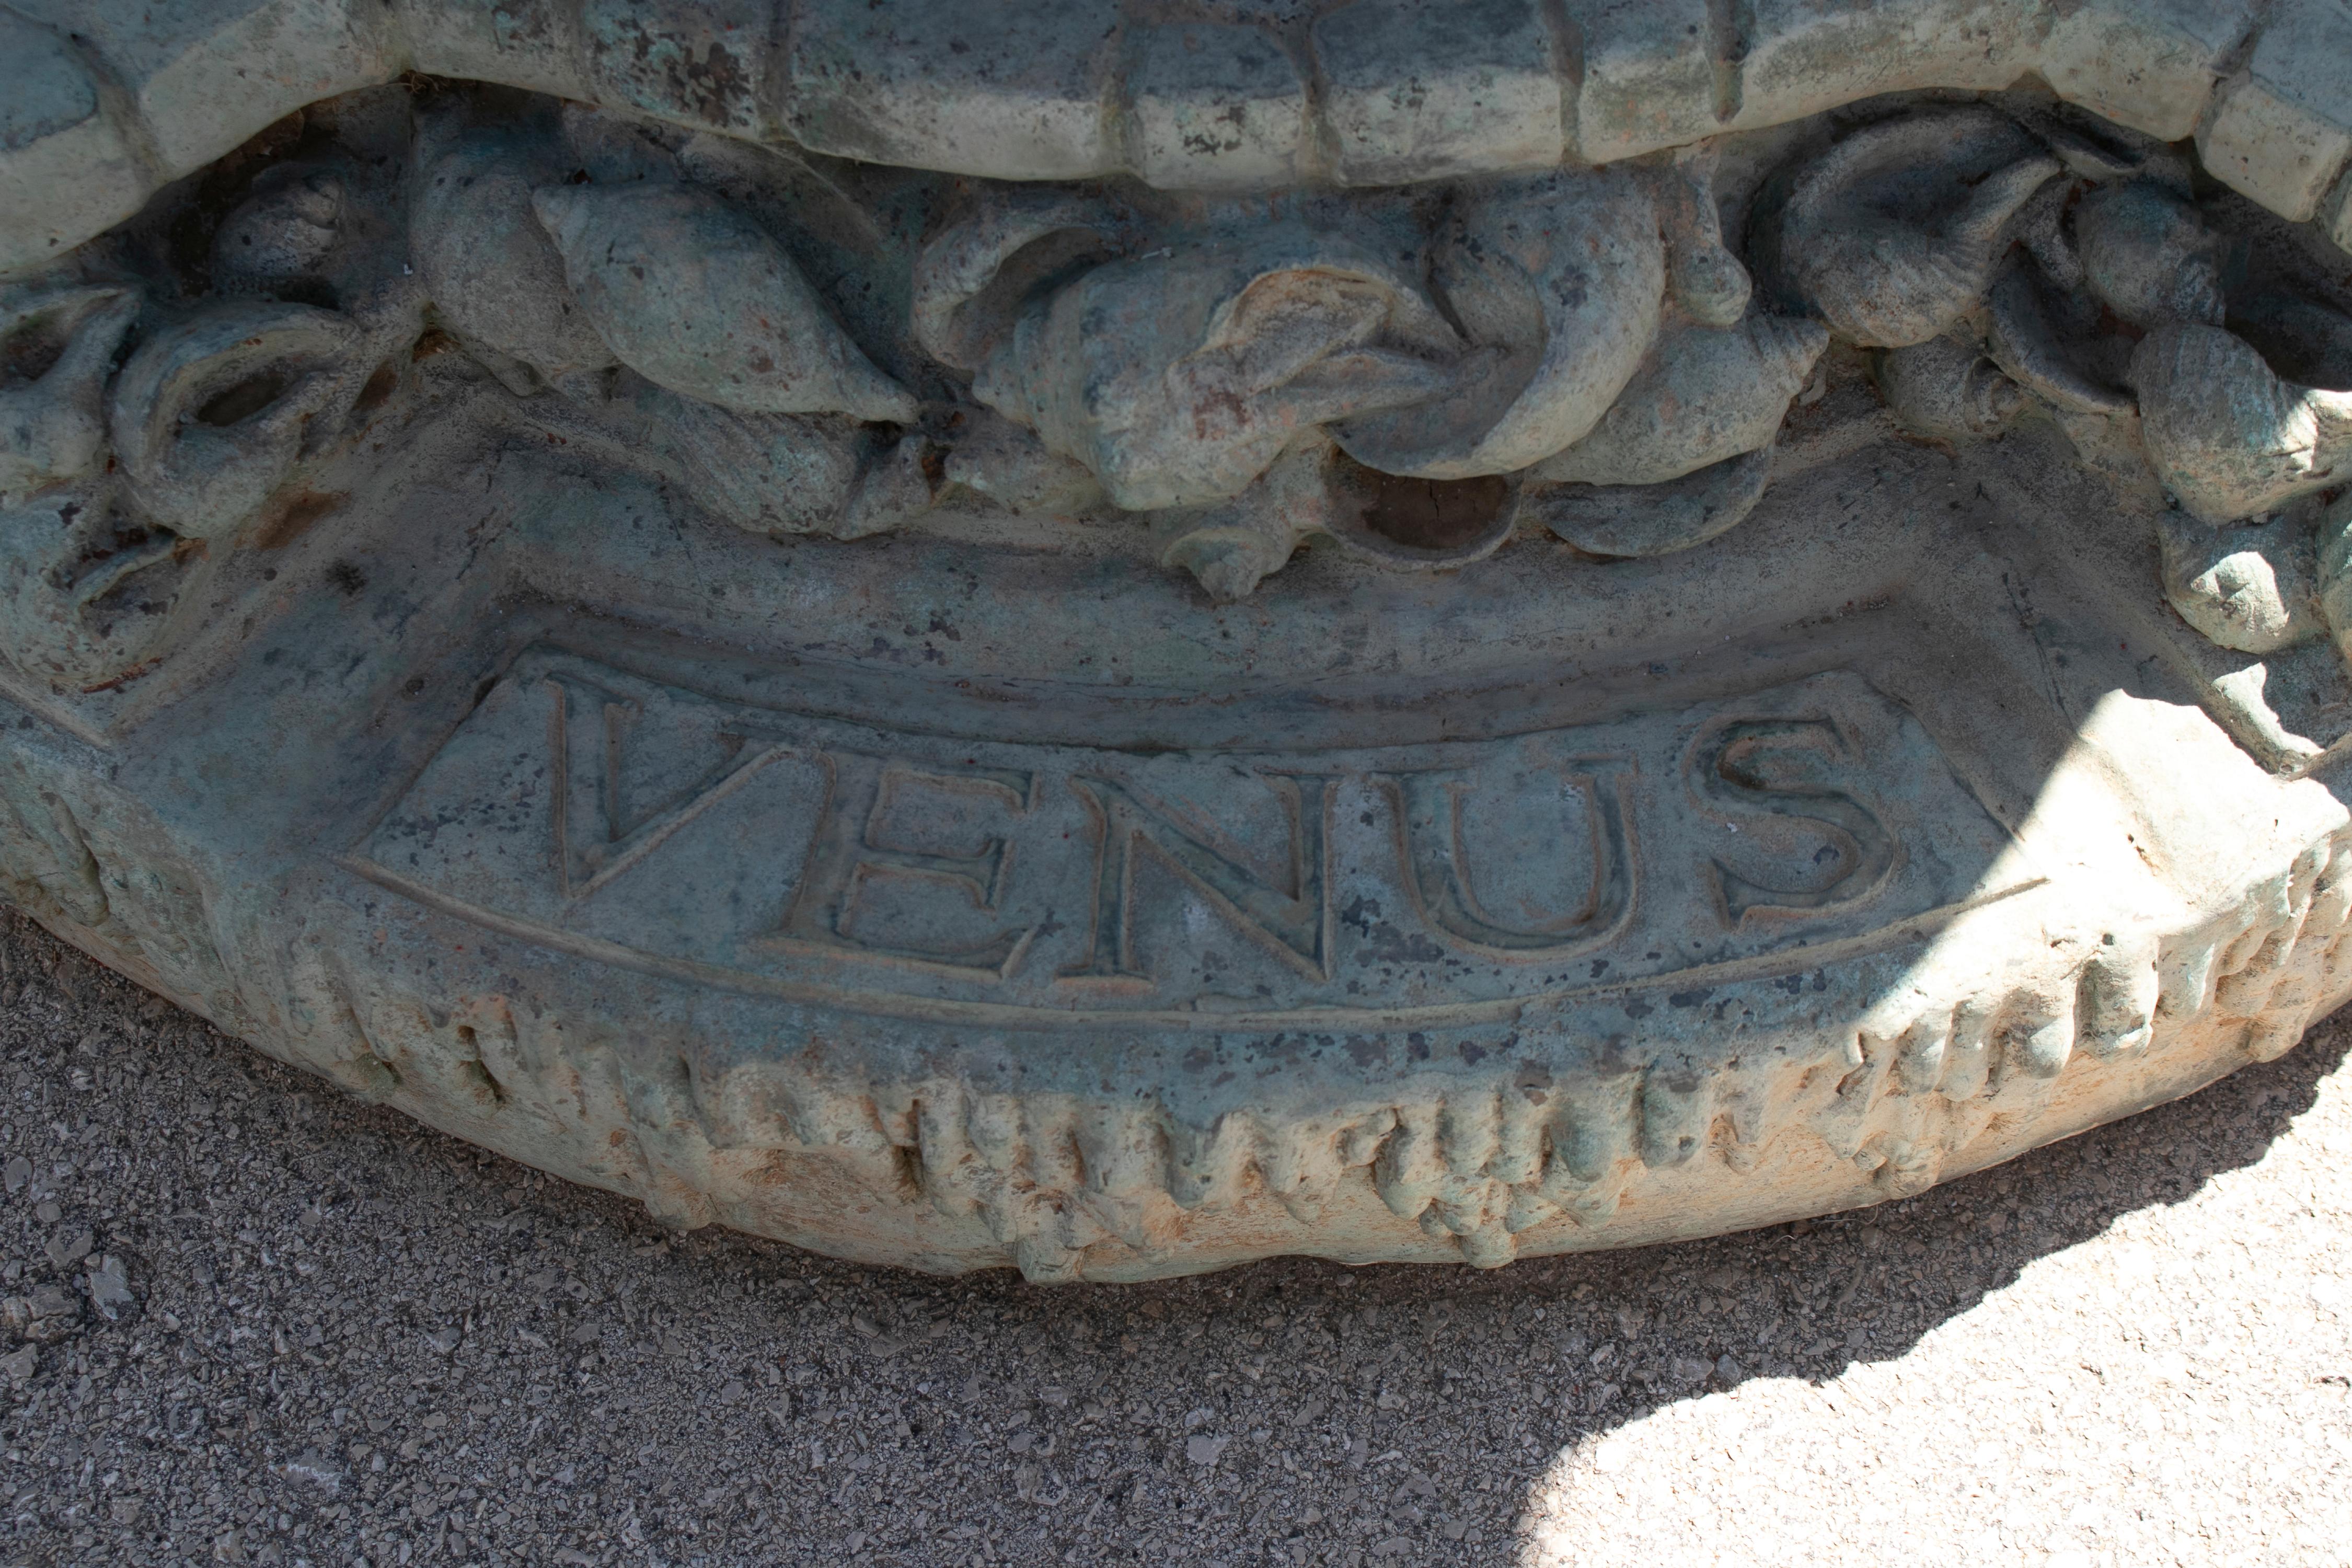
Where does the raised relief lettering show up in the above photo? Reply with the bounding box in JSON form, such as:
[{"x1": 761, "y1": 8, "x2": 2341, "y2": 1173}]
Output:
[
  {"x1": 773, "y1": 751, "x2": 1040, "y2": 978},
  {"x1": 1381, "y1": 757, "x2": 1636, "y2": 955},
  {"x1": 353, "y1": 654, "x2": 2023, "y2": 1022},
  {"x1": 1063, "y1": 772, "x2": 1335, "y2": 983},
  {"x1": 545, "y1": 672, "x2": 790, "y2": 901},
  {"x1": 1687, "y1": 718, "x2": 1900, "y2": 926}
]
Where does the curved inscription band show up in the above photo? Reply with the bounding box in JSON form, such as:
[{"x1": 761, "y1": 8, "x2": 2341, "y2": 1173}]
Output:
[
  {"x1": 7, "y1": 0, "x2": 2351, "y2": 275},
  {"x1": 347, "y1": 648, "x2": 2037, "y2": 1031}
]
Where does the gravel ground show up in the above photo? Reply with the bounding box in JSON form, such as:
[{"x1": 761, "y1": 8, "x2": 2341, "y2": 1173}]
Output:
[{"x1": 0, "y1": 908, "x2": 2345, "y2": 1567}]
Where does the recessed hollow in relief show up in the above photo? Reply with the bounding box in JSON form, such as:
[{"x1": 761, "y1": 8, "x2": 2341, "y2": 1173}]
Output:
[{"x1": 6, "y1": 4, "x2": 2352, "y2": 1281}]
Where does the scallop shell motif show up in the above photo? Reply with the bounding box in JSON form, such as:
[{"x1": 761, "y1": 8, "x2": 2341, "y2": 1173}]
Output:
[
  {"x1": 1528, "y1": 314, "x2": 1827, "y2": 488},
  {"x1": 532, "y1": 183, "x2": 918, "y2": 424},
  {"x1": 1761, "y1": 108, "x2": 2060, "y2": 349}
]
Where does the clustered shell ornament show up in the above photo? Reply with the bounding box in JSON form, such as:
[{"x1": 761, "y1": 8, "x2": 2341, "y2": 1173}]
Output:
[{"x1": 2, "y1": 83, "x2": 2351, "y2": 685}]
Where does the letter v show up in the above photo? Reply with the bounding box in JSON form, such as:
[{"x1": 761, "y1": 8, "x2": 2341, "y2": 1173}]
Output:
[{"x1": 544, "y1": 674, "x2": 791, "y2": 901}]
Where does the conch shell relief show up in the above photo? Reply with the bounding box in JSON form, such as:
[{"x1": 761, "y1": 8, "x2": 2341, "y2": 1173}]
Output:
[{"x1": 0, "y1": 74, "x2": 2348, "y2": 665}]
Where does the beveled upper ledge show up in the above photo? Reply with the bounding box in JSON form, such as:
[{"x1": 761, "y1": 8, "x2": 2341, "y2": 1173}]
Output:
[{"x1": 8, "y1": 0, "x2": 2352, "y2": 276}]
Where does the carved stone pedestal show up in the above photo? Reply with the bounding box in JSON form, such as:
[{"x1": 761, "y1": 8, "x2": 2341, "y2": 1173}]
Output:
[{"x1": 5, "y1": 1, "x2": 2352, "y2": 1278}]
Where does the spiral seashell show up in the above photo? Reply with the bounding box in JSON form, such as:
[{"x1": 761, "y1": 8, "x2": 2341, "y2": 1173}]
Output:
[
  {"x1": 972, "y1": 230, "x2": 1456, "y2": 512},
  {"x1": 2074, "y1": 182, "x2": 2225, "y2": 331},
  {"x1": 2130, "y1": 324, "x2": 2352, "y2": 524},
  {"x1": 410, "y1": 130, "x2": 617, "y2": 393},
  {"x1": 1527, "y1": 314, "x2": 1827, "y2": 488},
  {"x1": 1759, "y1": 108, "x2": 2061, "y2": 349},
  {"x1": 2156, "y1": 510, "x2": 2323, "y2": 655},
  {"x1": 0, "y1": 287, "x2": 139, "y2": 501},
  {"x1": 212, "y1": 166, "x2": 347, "y2": 298},
  {"x1": 108, "y1": 302, "x2": 367, "y2": 540},
  {"x1": 912, "y1": 191, "x2": 1125, "y2": 374},
  {"x1": 1876, "y1": 337, "x2": 2025, "y2": 442},
  {"x1": 627, "y1": 381, "x2": 932, "y2": 541},
  {"x1": 1334, "y1": 168, "x2": 1665, "y2": 480},
  {"x1": 1984, "y1": 263, "x2": 2133, "y2": 418},
  {"x1": 533, "y1": 182, "x2": 918, "y2": 424}
]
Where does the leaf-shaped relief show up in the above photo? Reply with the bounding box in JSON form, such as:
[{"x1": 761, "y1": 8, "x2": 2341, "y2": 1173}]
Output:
[
  {"x1": 971, "y1": 228, "x2": 1457, "y2": 512},
  {"x1": 410, "y1": 128, "x2": 618, "y2": 394},
  {"x1": 1755, "y1": 108, "x2": 2060, "y2": 350},
  {"x1": 108, "y1": 302, "x2": 370, "y2": 541},
  {"x1": 0, "y1": 287, "x2": 139, "y2": 502},
  {"x1": 531, "y1": 183, "x2": 918, "y2": 424},
  {"x1": 1332, "y1": 168, "x2": 1666, "y2": 480}
]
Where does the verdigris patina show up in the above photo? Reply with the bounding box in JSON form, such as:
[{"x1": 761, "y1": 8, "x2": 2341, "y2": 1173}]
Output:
[{"x1": 5, "y1": 0, "x2": 2352, "y2": 1279}]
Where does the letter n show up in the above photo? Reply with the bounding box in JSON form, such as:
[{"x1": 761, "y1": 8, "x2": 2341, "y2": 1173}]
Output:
[{"x1": 1062, "y1": 772, "x2": 1336, "y2": 983}]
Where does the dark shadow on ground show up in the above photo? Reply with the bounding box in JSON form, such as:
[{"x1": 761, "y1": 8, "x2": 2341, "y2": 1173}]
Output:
[{"x1": 0, "y1": 907, "x2": 2341, "y2": 1567}]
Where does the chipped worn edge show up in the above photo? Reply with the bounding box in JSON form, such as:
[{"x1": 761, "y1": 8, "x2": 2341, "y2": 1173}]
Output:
[{"x1": 4, "y1": 734, "x2": 2349, "y2": 1282}]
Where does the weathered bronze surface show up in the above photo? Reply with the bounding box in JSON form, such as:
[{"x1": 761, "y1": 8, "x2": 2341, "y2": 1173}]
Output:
[{"x1": 6, "y1": 1, "x2": 2352, "y2": 1277}]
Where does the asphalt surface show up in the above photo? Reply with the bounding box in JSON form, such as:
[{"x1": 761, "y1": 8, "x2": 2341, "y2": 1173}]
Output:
[{"x1": 0, "y1": 908, "x2": 2345, "y2": 1566}]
